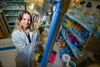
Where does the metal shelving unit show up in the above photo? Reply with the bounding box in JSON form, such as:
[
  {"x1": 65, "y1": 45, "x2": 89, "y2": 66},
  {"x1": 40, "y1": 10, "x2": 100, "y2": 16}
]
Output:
[
  {"x1": 61, "y1": 29, "x2": 80, "y2": 58},
  {"x1": 59, "y1": 12, "x2": 99, "y2": 60},
  {"x1": 63, "y1": 24, "x2": 87, "y2": 44},
  {"x1": 2, "y1": 6, "x2": 25, "y2": 30},
  {"x1": 66, "y1": 13, "x2": 96, "y2": 34},
  {"x1": 0, "y1": 0, "x2": 26, "y2": 31},
  {"x1": 0, "y1": 10, "x2": 11, "y2": 38}
]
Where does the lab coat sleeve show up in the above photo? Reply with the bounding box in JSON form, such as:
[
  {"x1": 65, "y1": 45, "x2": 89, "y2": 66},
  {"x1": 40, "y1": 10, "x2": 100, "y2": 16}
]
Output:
[{"x1": 34, "y1": 30, "x2": 43, "y2": 45}]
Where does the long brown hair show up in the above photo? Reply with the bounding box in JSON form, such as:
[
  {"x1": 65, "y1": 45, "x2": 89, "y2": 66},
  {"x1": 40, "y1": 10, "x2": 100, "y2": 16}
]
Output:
[{"x1": 14, "y1": 10, "x2": 32, "y2": 31}]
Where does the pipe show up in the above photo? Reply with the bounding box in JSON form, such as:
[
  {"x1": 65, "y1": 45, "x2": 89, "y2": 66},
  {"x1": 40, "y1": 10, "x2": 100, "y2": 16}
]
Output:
[{"x1": 41, "y1": 0, "x2": 71, "y2": 67}]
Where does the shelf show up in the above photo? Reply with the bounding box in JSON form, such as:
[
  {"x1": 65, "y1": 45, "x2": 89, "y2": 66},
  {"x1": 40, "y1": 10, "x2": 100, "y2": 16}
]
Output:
[
  {"x1": 67, "y1": 28, "x2": 88, "y2": 44},
  {"x1": 5, "y1": 14, "x2": 18, "y2": 16},
  {"x1": 0, "y1": 1, "x2": 26, "y2": 6},
  {"x1": 60, "y1": 8, "x2": 100, "y2": 61},
  {"x1": 7, "y1": 17, "x2": 16, "y2": 23},
  {"x1": 66, "y1": 14, "x2": 100, "y2": 37},
  {"x1": 61, "y1": 29, "x2": 80, "y2": 58},
  {"x1": 66, "y1": 13, "x2": 96, "y2": 34},
  {"x1": 4, "y1": 11, "x2": 23, "y2": 16},
  {"x1": 8, "y1": 20, "x2": 15, "y2": 27},
  {"x1": 9, "y1": 24, "x2": 15, "y2": 27},
  {"x1": 8, "y1": 20, "x2": 16, "y2": 23},
  {"x1": 2, "y1": 1, "x2": 23, "y2": 3},
  {"x1": 3, "y1": 8, "x2": 25, "y2": 10},
  {"x1": 2, "y1": 6, "x2": 25, "y2": 10},
  {"x1": 63, "y1": 24, "x2": 87, "y2": 44},
  {"x1": 8, "y1": 21, "x2": 16, "y2": 23},
  {"x1": 65, "y1": 40, "x2": 79, "y2": 59},
  {"x1": 69, "y1": 28, "x2": 87, "y2": 44},
  {"x1": 1, "y1": 5, "x2": 25, "y2": 31}
]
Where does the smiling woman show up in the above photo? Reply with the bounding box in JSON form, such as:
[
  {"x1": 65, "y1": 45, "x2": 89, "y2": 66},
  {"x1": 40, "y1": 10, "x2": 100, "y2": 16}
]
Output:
[{"x1": 12, "y1": 10, "x2": 43, "y2": 67}]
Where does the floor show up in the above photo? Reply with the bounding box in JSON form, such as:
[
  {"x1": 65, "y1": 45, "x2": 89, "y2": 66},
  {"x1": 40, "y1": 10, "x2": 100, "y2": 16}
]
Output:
[
  {"x1": 0, "y1": 37, "x2": 63, "y2": 67},
  {"x1": 0, "y1": 37, "x2": 100, "y2": 67},
  {"x1": 0, "y1": 38, "x2": 16, "y2": 67}
]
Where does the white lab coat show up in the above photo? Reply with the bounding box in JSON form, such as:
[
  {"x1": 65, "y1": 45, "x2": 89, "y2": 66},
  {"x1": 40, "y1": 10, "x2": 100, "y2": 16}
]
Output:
[{"x1": 12, "y1": 29, "x2": 40, "y2": 67}]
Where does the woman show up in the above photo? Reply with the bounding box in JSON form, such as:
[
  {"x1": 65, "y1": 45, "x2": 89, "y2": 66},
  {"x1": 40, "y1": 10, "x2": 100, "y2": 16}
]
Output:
[{"x1": 12, "y1": 10, "x2": 42, "y2": 67}]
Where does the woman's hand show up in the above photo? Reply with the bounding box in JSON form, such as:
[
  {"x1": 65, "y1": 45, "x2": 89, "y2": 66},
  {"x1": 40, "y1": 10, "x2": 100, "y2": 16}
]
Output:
[{"x1": 34, "y1": 22, "x2": 40, "y2": 30}]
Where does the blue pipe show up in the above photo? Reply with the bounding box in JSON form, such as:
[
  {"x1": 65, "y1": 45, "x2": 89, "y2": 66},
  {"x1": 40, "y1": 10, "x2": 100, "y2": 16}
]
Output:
[{"x1": 40, "y1": 1, "x2": 62, "y2": 67}]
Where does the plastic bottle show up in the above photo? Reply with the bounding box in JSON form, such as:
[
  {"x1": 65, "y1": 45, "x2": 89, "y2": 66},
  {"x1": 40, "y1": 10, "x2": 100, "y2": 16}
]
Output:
[{"x1": 62, "y1": 54, "x2": 71, "y2": 67}]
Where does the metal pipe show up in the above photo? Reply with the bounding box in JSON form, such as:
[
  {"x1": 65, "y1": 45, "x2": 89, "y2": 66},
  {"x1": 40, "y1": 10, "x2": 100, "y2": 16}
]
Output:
[{"x1": 40, "y1": 0, "x2": 71, "y2": 67}]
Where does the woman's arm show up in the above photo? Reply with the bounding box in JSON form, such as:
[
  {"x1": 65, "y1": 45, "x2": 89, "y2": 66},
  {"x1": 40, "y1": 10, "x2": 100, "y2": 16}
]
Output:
[{"x1": 34, "y1": 30, "x2": 43, "y2": 45}]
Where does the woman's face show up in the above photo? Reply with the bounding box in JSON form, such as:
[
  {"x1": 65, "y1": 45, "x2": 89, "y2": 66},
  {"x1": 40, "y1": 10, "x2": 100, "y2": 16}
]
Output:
[{"x1": 20, "y1": 13, "x2": 31, "y2": 29}]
